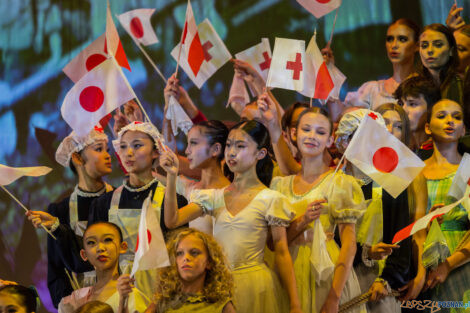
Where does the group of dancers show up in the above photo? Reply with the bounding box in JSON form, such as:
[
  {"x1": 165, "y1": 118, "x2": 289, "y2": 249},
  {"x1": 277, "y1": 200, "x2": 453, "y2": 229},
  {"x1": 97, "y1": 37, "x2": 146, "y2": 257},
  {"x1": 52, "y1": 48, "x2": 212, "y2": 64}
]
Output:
[{"x1": 1, "y1": 4, "x2": 470, "y2": 313}]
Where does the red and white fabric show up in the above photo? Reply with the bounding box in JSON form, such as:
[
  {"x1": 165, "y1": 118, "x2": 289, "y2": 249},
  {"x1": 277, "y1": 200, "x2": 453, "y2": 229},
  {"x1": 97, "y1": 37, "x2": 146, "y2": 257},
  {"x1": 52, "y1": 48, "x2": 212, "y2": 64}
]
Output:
[
  {"x1": 130, "y1": 186, "x2": 170, "y2": 276},
  {"x1": 344, "y1": 113, "x2": 425, "y2": 198},
  {"x1": 0, "y1": 164, "x2": 52, "y2": 186},
  {"x1": 165, "y1": 95, "x2": 193, "y2": 136},
  {"x1": 117, "y1": 8, "x2": 159, "y2": 46},
  {"x1": 266, "y1": 37, "x2": 306, "y2": 92},
  {"x1": 61, "y1": 58, "x2": 136, "y2": 137},
  {"x1": 297, "y1": 0, "x2": 342, "y2": 18},
  {"x1": 326, "y1": 63, "x2": 346, "y2": 100},
  {"x1": 172, "y1": 19, "x2": 231, "y2": 88},
  {"x1": 300, "y1": 33, "x2": 334, "y2": 99},
  {"x1": 63, "y1": 34, "x2": 109, "y2": 83},
  {"x1": 106, "y1": 3, "x2": 131, "y2": 71},
  {"x1": 235, "y1": 38, "x2": 272, "y2": 82}
]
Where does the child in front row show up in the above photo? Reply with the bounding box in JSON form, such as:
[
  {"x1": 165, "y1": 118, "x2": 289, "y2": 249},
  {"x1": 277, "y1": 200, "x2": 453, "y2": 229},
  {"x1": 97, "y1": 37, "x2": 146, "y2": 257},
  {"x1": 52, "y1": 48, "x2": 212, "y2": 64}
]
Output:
[{"x1": 58, "y1": 222, "x2": 150, "y2": 313}]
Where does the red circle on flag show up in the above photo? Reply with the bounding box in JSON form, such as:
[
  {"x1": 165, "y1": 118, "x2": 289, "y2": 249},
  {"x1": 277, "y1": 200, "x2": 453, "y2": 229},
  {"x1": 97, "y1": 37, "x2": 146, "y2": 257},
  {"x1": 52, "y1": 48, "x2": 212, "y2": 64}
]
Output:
[
  {"x1": 130, "y1": 17, "x2": 144, "y2": 39},
  {"x1": 85, "y1": 54, "x2": 107, "y2": 71},
  {"x1": 135, "y1": 229, "x2": 152, "y2": 252},
  {"x1": 79, "y1": 86, "x2": 104, "y2": 112},
  {"x1": 316, "y1": 0, "x2": 332, "y2": 3},
  {"x1": 372, "y1": 147, "x2": 399, "y2": 173}
]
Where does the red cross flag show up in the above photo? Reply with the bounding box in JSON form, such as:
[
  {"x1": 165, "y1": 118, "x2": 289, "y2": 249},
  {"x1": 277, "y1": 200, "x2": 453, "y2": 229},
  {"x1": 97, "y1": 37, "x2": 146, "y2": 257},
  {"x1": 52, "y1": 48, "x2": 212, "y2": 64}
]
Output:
[
  {"x1": 0, "y1": 164, "x2": 52, "y2": 186},
  {"x1": 297, "y1": 0, "x2": 342, "y2": 18},
  {"x1": 300, "y1": 33, "x2": 334, "y2": 99},
  {"x1": 117, "y1": 9, "x2": 159, "y2": 46},
  {"x1": 62, "y1": 34, "x2": 109, "y2": 83},
  {"x1": 235, "y1": 38, "x2": 272, "y2": 82},
  {"x1": 106, "y1": 2, "x2": 131, "y2": 71},
  {"x1": 131, "y1": 186, "x2": 169, "y2": 276},
  {"x1": 267, "y1": 37, "x2": 306, "y2": 92},
  {"x1": 344, "y1": 113, "x2": 425, "y2": 198},
  {"x1": 171, "y1": 19, "x2": 231, "y2": 88},
  {"x1": 61, "y1": 58, "x2": 136, "y2": 137}
]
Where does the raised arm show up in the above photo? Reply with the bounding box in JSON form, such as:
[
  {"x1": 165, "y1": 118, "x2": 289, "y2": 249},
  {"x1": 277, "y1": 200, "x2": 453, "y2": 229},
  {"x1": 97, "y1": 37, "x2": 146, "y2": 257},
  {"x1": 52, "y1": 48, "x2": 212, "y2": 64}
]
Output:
[{"x1": 159, "y1": 149, "x2": 204, "y2": 228}]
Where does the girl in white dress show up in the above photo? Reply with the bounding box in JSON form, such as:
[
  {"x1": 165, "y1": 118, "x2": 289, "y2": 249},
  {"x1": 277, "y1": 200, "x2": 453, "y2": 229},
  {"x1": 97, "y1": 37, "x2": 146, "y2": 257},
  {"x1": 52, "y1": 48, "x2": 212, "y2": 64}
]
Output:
[
  {"x1": 269, "y1": 107, "x2": 367, "y2": 313},
  {"x1": 160, "y1": 120, "x2": 303, "y2": 313}
]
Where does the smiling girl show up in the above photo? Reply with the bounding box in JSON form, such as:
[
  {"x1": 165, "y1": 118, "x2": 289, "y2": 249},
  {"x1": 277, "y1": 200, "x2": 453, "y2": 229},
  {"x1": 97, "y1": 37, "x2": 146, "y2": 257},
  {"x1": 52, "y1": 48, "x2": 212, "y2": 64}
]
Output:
[
  {"x1": 160, "y1": 120, "x2": 302, "y2": 313},
  {"x1": 88, "y1": 121, "x2": 187, "y2": 298}
]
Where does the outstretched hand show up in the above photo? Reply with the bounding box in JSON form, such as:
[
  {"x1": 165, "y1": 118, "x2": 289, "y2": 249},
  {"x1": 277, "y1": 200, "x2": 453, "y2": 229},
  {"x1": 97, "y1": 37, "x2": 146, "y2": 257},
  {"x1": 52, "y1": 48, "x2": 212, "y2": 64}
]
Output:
[
  {"x1": 25, "y1": 210, "x2": 57, "y2": 230},
  {"x1": 368, "y1": 242, "x2": 400, "y2": 260},
  {"x1": 446, "y1": 3, "x2": 465, "y2": 30}
]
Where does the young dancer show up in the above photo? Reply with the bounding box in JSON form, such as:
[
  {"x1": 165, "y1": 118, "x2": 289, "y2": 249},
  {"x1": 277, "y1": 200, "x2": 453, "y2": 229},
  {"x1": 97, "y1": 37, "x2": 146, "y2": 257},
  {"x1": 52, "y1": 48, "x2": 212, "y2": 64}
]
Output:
[
  {"x1": 58, "y1": 222, "x2": 150, "y2": 313},
  {"x1": 266, "y1": 105, "x2": 367, "y2": 313},
  {"x1": 88, "y1": 121, "x2": 188, "y2": 298},
  {"x1": 0, "y1": 285, "x2": 39, "y2": 313},
  {"x1": 26, "y1": 128, "x2": 113, "y2": 307},
  {"x1": 160, "y1": 120, "x2": 302, "y2": 313}
]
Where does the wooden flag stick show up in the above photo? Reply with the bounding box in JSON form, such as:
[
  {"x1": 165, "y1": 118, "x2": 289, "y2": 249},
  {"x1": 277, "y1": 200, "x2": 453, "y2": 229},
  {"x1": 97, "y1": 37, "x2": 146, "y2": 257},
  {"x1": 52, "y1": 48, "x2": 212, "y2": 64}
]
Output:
[
  {"x1": 1, "y1": 185, "x2": 57, "y2": 240},
  {"x1": 328, "y1": 8, "x2": 340, "y2": 46},
  {"x1": 136, "y1": 42, "x2": 167, "y2": 83}
]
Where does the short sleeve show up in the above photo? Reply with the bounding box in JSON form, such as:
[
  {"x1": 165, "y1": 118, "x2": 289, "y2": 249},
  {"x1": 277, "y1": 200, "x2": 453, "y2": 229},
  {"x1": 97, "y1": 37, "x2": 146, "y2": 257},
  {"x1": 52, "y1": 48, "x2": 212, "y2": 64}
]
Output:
[
  {"x1": 264, "y1": 191, "x2": 296, "y2": 227},
  {"x1": 270, "y1": 176, "x2": 283, "y2": 191},
  {"x1": 189, "y1": 189, "x2": 217, "y2": 216},
  {"x1": 325, "y1": 172, "x2": 366, "y2": 224},
  {"x1": 176, "y1": 175, "x2": 198, "y2": 200},
  {"x1": 344, "y1": 81, "x2": 378, "y2": 108}
]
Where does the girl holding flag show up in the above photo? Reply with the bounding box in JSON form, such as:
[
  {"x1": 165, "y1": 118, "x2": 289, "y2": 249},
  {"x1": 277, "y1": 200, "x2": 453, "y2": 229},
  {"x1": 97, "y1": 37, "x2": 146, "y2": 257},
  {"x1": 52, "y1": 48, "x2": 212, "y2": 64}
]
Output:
[
  {"x1": 419, "y1": 99, "x2": 470, "y2": 309},
  {"x1": 263, "y1": 103, "x2": 367, "y2": 313},
  {"x1": 26, "y1": 128, "x2": 114, "y2": 308},
  {"x1": 160, "y1": 120, "x2": 302, "y2": 313},
  {"x1": 88, "y1": 121, "x2": 188, "y2": 299}
]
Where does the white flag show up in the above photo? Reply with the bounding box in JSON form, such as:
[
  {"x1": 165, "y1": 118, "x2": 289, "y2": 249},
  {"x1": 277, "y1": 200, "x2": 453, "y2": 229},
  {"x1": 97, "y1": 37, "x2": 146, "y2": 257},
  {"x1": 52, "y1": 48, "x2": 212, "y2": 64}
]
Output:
[
  {"x1": 172, "y1": 19, "x2": 231, "y2": 88},
  {"x1": 344, "y1": 112, "x2": 425, "y2": 198},
  {"x1": 448, "y1": 153, "x2": 470, "y2": 200},
  {"x1": 131, "y1": 186, "x2": 170, "y2": 276},
  {"x1": 118, "y1": 9, "x2": 159, "y2": 46},
  {"x1": 326, "y1": 63, "x2": 346, "y2": 100},
  {"x1": 165, "y1": 96, "x2": 193, "y2": 136},
  {"x1": 61, "y1": 58, "x2": 136, "y2": 137},
  {"x1": 0, "y1": 164, "x2": 52, "y2": 186},
  {"x1": 267, "y1": 37, "x2": 305, "y2": 92}
]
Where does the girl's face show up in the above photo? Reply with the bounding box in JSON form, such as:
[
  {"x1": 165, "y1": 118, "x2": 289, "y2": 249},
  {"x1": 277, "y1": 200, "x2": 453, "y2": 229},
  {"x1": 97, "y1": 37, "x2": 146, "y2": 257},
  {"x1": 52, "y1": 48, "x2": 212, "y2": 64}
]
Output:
[
  {"x1": 292, "y1": 112, "x2": 333, "y2": 158},
  {"x1": 402, "y1": 95, "x2": 428, "y2": 132},
  {"x1": 0, "y1": 293, "x2": 28, "y2": 313},
  {"x1": 386, "y1": 24, "x2": 417, "y2": 64},
  {"x1": 81, "y1": 224, "x2": 126, "y2": 272},
  {"x1": 176, "y1": 234, "x2": 210, "y2": 284},
  {"x1": 455, "y1": 30, "x2": 470, "y2": 72},
  {"x1": 225, "y1": 128, "x2": 265, "y2": 174},
  {"x1": 81, "y1": 140, "x2": 112, "y2": 178},
  {"x1": 185, "y1": 127, "x2": 212, "y2": 169},
  {"x1": 420, "y1": 30, "x2": 451, "y2": 71},
  {"x1": 426, "y1": 100, "x2": 465, "y2": 142},
  {"x1": 382, "y1": 110, "x2": 403, "y2": 140},
  {"x1": 119, "y1": 131, "x2": 158, "y2": 174}
]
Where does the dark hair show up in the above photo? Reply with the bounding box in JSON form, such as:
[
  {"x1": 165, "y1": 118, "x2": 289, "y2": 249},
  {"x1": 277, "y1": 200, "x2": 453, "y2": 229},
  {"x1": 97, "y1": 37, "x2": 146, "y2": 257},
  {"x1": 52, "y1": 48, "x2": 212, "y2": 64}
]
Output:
[
  {"x1": 281, "y1": 102, "x2": 309, "y2": 131},
  {"x1": 74, "y1": 300, "x2": 113, "y2": 313},
  {"x1": 426, "y1": 98, "x2": 464, "y2": 123},
  {"x1": 69, "y1": 159, "x2": 78, "y2": 175},
  {"x1": 84, "y1": 222, "x2": 124, "y2": 243},
  {"x1": 0, "y1": 285, "x2": 39, "y2": 313},
  {"x1": 394, "y1": 76, "x2": 441, "y2": 109},
  {"x1": 295, "y1": 107, "x2": 334, "y2": 135},
  {"x1": 224, "y1": 120, "x2": 273, "y2": 187},
  {"x1": 390, "y1": 18, "x2": 421, "y2": 43},
  {"x1": 375, "y1": 103, "x2": 411, "y2": 146},
  {"x1": 418, "y1": 24, "x2": 459, "y2": 86},
  {"x1": 191, "y1": 120, "x2": 229, "y2": 162}
]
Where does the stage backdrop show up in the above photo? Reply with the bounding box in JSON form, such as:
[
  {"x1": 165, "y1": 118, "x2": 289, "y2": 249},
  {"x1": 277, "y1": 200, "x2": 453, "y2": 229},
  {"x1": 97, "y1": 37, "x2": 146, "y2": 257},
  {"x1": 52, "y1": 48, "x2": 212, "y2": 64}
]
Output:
[{"x1": 0, "y1": 0, "x2": 468, "y2": 312}]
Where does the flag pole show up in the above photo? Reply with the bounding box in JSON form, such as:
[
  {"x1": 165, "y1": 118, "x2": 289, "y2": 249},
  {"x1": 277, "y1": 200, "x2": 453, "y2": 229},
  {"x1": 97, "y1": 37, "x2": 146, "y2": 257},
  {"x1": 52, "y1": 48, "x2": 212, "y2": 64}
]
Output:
[
  {"x1": 1, "y1": 185, "x2": 57, "y2": 240},
  {"x1": 174, "y1": 0, "x2": 190, "y2": 78},
  {"x1": 135, "y1": 42, "x2": 167, "y2": 83},
  {"x1": 328, "y1": 8, "x2": 339, "y2": 46}
]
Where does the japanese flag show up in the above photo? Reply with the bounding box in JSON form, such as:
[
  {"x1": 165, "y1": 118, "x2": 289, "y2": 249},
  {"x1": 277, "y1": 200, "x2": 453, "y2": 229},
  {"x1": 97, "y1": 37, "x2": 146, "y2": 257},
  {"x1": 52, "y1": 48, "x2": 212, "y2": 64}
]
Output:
[
  {"x1": 0, "y1": 164, "x2": 52, "y2": 186},
  {"x1": 448, "y1": 153, "x2": 470, "y2": 200},
  {"x1": 344, "y1": 113, "x2": 425, "y2": 198},
  {"x1": 131, "y1": 185, "x2": 170, "y2": 276},
  {"x1": 267, "y1": 38, "x2": 305, "y2": 92},
  {"x1": 106, "y1": 2, "x2": 131, "y2": 71},
  {"x1": 297, "y1": 0, "x2": 342, "y2": 18},
  {"x1": 62, "y1": 34, "x2": 109, "y2": 83},
  {"x1": 235, "y1": 38, "x2": 272, "y2": 82},
  {"x1": 61, "y1": 58, "x2": 136, "y2": 137},
  {"x1": 117, "y1": 9, "x2": 159, "y2": 46},
  {"x1": 172, "y1": 19, "x2": 231, "y2": 88},
  {"x1": 300, "y1": 33, "x2": 334, "y2": 99}
]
